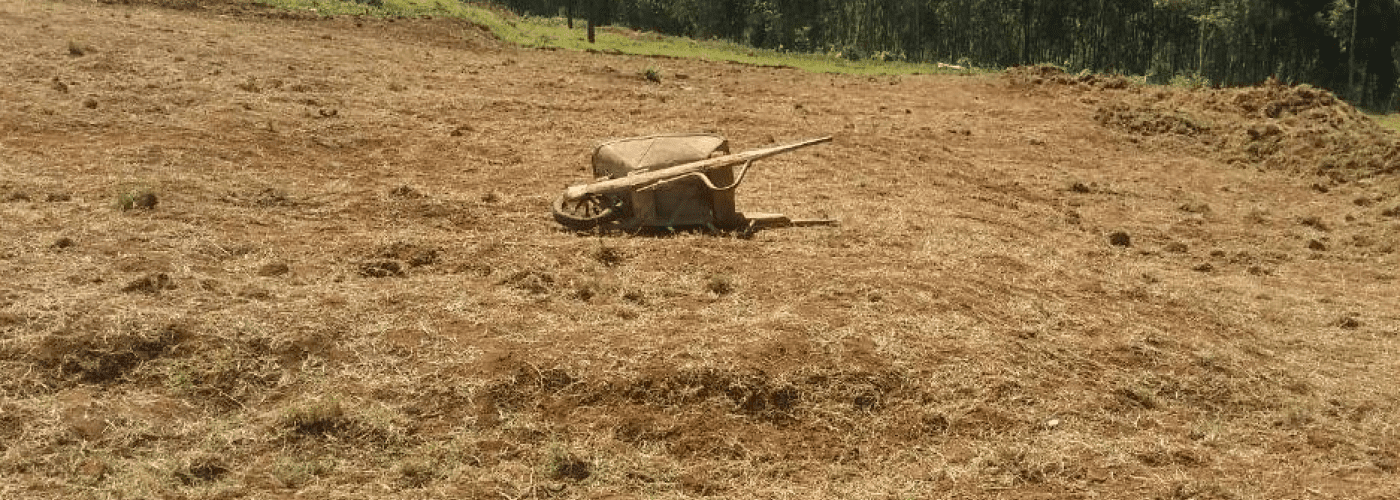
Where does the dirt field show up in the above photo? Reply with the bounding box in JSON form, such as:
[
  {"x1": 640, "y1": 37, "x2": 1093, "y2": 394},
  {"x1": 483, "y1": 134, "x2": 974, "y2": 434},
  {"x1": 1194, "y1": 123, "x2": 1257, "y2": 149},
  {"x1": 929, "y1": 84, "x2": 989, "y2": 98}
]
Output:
[{"x1": 3, "y1": 0, "x2": 1399, "y2": 498}]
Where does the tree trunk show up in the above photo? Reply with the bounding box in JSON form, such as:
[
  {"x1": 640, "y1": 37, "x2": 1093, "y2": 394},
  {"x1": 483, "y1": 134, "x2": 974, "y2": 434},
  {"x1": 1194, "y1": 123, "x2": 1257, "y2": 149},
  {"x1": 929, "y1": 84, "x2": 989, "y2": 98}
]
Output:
[
  {"x1": 588, "y1": 18, "x2": 595, "y2": 43},
  {"x1": 1019, "y1": 0, "x2": 1029, "y2": 65},
  {"x1": 566, "y1": 3, "x2": 573, "y2": 30},
  {"x1": 1348, "y1": 0, "x2": 1359, "y2": 99}
]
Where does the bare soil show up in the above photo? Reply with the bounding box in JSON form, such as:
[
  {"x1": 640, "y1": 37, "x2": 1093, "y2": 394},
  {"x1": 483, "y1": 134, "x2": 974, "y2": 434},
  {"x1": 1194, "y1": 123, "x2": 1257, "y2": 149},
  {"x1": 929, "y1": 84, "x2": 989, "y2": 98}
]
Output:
[{"x1": 2, "y1": 0, "x2": 1399, "y2": 498}]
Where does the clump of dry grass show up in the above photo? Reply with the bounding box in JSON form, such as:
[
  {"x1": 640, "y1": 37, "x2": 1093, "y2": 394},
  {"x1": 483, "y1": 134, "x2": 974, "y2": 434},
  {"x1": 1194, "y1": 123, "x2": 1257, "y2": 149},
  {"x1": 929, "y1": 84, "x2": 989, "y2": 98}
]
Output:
[
  {"x1": 115, "y1": 187, "x2": 158, "y2": 211},
  {"x1": 394, "y1": 457, "x2": 439, "y2": 489},
  {"x1": 173, "y1": 455, "x2": 229, "y2": 486},
  {"x1": 705, "y1": 274, "x2": 735, "y2": 295},
  {"x1": 66, "y1": 39, "x2": 90, "y2": 56},
  {"x1": 272, "y1": 456, "x2": 335, "y2": 488},
  {"x1": 547, "y1": 448, "x2": 593, "y2": 481},
  {"x1": 278, "y1": 399, "x2": 352, "y2": 437}
]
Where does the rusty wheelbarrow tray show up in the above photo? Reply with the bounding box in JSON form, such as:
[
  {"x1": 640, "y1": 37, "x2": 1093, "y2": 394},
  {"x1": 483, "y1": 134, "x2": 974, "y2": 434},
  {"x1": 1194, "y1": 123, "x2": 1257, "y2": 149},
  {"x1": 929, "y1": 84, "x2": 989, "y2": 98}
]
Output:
[{"x1": 552, "y1": 134, "x2": 835, "y2": 231}]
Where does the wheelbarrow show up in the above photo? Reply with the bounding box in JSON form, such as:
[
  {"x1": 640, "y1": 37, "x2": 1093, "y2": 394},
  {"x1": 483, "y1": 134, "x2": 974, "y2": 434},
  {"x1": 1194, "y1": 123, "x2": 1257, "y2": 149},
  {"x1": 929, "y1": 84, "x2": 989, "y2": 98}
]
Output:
[{"x1": 552, "y1": 133, "x2": 836, "y2": 231}]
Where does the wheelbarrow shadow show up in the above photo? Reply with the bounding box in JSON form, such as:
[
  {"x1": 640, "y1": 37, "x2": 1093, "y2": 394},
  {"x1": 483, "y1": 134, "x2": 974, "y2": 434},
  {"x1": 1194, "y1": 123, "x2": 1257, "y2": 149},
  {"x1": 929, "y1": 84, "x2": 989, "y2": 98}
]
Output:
[{"x1": 564, "y1": 214, "x2": 839, "y2": 239}]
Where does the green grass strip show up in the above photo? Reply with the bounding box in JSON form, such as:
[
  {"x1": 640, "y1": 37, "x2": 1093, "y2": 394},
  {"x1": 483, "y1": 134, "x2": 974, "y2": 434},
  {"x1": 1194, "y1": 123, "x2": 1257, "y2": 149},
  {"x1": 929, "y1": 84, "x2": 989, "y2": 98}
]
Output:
[
  {"x1": 1368, "y1": 113, "x2": 1400, "y2": 132},
  {"x1": 251, "y1": 0, "x2": 980, "y2": 76}
]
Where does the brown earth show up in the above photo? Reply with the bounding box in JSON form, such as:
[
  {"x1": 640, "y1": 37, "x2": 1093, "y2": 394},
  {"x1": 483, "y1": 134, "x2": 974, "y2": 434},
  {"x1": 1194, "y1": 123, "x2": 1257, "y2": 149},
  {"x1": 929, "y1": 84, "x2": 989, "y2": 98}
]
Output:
[
  {"x1": 2, "y1": 0, "x2": 1400, "y2": 498},
  {"x1": 1008, "y1": 67, "x2": 1400, "y2": 183}
]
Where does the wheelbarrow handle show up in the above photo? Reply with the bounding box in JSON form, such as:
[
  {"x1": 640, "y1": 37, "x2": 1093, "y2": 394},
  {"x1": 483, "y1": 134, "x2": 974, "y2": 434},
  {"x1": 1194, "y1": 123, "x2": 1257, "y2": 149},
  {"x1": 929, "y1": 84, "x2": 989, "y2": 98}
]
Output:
[
  {"x1": 563, "y1": 136, "x2": 832, "y2": 201},
  {"x1": 637, "y1": 159, "x2": 755, "y2": 193}
]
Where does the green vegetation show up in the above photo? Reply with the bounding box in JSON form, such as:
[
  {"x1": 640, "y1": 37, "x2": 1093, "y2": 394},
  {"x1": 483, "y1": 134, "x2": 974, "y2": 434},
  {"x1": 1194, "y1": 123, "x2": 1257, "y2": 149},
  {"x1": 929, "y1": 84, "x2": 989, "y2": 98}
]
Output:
[
  {"x1": 1371, "y1": 113, "x2": 1400, "y2": 132},
  {"x1": 473, "y1": 13, "x2": 973, "y2": 76},
  {"x1": 251, "y1": 0, "x2": 978, "y2": 76},
  {"x1": 1168, "y1": 72, "x2": 1211, "y2": 90},
  {"x1": 263, "y1": 0, "x2": 536, "y2": 31},
  {"x1": 496, "y1": 0, "x2": 1400, "y2": 109}
]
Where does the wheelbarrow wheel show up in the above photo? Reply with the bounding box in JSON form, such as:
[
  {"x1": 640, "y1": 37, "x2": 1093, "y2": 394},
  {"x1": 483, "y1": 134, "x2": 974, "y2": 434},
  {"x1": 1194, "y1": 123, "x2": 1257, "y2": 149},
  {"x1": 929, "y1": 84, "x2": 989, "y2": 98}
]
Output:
[{"x1": 552, "y1": 192, "x2": 627, "y2": 230}]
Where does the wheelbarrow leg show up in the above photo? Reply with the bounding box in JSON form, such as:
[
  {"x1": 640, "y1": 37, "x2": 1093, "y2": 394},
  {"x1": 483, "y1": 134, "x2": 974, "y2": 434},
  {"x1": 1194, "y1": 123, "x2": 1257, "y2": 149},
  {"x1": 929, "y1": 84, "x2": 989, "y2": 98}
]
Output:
[
  {"x1": 738, "y1": 212, "x2": 839, "y2": 231},
  {"x1": 707, "y1": 165, "x2": 743, "y2": 228}
]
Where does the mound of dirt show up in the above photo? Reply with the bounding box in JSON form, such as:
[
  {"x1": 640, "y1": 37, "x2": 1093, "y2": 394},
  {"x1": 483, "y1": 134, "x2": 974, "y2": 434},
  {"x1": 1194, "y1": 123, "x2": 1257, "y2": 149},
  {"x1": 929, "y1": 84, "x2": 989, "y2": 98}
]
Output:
[
  {"x1": 1212, "y1": 79, "x2": 1342, "y2": 118},
  {"x1": 1093, "y1": 102, "x2": 1211, "y2": 137},
  {"x1": 1009, "y1": 66, "x2": 1400, "y2": 183},
  {"x1": 1004, "y1": 64, "x2": 1134, "y2": 90},
  {"x1": 1178, "y1": 79, "x2": 1400, "y2": 182},
  {"x1": 473, "y1": 362, "x2": 909, "y2": 460},
  {"x1": 31, "y1": 324, "x2": 188, "y2": 385}
]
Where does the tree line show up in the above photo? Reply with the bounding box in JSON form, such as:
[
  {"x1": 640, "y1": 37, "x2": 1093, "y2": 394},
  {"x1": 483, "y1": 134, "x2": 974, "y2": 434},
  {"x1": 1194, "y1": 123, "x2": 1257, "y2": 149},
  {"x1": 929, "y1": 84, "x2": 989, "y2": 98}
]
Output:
[{"x1": 487, "y1": 0, "x2": 1400, "y2": 110}]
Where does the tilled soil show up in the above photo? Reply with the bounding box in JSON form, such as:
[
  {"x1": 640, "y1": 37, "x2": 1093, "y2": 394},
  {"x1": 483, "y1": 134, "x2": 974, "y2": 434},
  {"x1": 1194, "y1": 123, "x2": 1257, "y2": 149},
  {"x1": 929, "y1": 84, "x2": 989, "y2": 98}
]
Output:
[{"x1": 2, "y1": 1, "x2": 1399, "y2": 499}]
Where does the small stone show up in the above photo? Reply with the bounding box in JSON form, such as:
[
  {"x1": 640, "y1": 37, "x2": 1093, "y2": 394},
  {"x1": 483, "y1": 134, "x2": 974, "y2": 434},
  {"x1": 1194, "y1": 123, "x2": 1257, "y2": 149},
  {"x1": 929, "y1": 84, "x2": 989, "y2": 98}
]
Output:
[
  {"x1": 256, "y1": 262, "x2": 290, "y2": 277},
  {"x1": 121, "y1": 273, "x2": 174, "y2": 293},
  {"x1": 358, "y1": 260, "x2": 403, "y2": 278},
  {"x1": 388, "y1": 185, "x2": 424, "y2": 199},
  {"x1": 1307, "y1": 239, "x2": 1327, "y2": 251},
  {"x1": 126, "y1": 192, "x2": 157, "y2": 210},
  {"x1": 1108, "y1": 231, "x2": 1131, "y2": 247},
  {"x1": 1178, "y1": 203, "x2": 1211, "y2": 214}
]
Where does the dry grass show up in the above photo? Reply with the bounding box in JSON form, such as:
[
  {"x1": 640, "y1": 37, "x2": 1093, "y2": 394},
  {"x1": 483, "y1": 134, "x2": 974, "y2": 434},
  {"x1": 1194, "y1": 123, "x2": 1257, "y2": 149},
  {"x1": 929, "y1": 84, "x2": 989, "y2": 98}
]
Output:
[{"x1": 2, "y1": 0, "x2": 1399, "y2": 499}]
